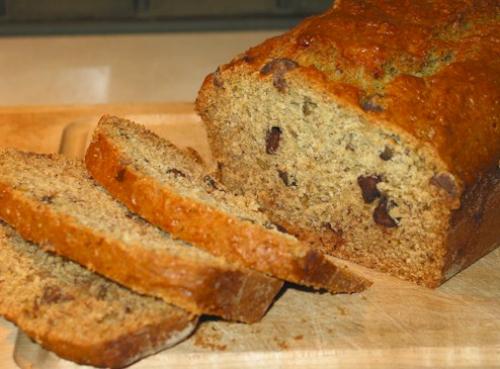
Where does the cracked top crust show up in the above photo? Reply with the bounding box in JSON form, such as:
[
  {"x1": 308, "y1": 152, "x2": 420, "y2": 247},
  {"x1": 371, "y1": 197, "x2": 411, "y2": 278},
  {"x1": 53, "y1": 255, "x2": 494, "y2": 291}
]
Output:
[{"x1": 214, "y1": 0, "x2": 500, "y2": 186}]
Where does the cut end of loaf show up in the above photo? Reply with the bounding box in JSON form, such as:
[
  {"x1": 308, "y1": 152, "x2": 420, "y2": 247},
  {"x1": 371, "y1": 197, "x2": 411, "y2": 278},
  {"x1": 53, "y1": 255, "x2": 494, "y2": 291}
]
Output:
[
  {"x1": 196, "y1": 0, "x2": 500, "y2": 287},
  {"x1": 197, "y1": 61, "x2": 458, "y2": 288}
]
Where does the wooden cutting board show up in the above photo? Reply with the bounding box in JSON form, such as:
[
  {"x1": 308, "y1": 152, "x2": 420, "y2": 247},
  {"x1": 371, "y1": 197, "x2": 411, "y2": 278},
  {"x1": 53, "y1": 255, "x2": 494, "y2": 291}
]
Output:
[{"x1": 1, "y1": 104, "x2": 500, "y2": 369}]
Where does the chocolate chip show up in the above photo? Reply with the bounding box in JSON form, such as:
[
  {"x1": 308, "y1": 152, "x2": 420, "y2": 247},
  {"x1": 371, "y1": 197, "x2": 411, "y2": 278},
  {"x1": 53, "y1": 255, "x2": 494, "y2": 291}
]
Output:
[
  {"x1": 277, "y1": 170, "x2": 288, "y2": 185},
  {"x1": 274, "y1": 223, "x2": 289, "y2": 233},
  {"x1": 40, "y1": 286, "x2": 74, "y2": 305},
  {"x1": 41, "y1": 194, "x2": 55, "y2": 204},
  {"x1": 260, "y1": 58, "x2": 298, "y2": 75},
  {"x1": 359, "y1": 94, "x2": 384, "y2": 112},
  {"x1": 242, "y1": 55, "x2": 255, "y2": 63},
  {"x1": 266, "y1": 127, "x2": 282, "y2": 154},
  {"x1": 260, "y1": 62, "x2": 274, "y2": 75},
  {"x1": 302, "y1": 98, "x2": 317, "y2": 116},
  {"x1": 260, "y1": 58, "x2": 299, "y2": 92},
  {"x1": 203, "y1": 175, "x2": 219, "y2": 190},
  {"x1": 360, "y1": 100, "x2": 384, "y2": 112},
  {"x1": 430, "y1": 172, "x2": 458, "y2": 197},
  {"x1": 166, "y1": 168, "x2": 187, "y2": 178},
  {"x1": 357, "y1": 175, "x2": 382, "y2": 203},
  {"x1": 212, "y1": 67, "x2": 224, "y2": 88},
  {"x1": 379, "y1": 146, "x2": 394, "y2": 161},
  {"x1": 373, "y1": 197, "x2": 398, "y2": 228},
  {"x1": 273, "y1": 76, "x2": 288, "y2": 91},
  {"x1": 278, "y1": 170, "x2": 297, "y2": 187},
  {"x1": 115, "y1": 168, "x2": 126, "y2": 182},
  {"x1": 297, "y1": 34, "x2": 314, "y2": 47},
  {"x1": 96, "y1": 285, "x2": 108, "y2": 300}
]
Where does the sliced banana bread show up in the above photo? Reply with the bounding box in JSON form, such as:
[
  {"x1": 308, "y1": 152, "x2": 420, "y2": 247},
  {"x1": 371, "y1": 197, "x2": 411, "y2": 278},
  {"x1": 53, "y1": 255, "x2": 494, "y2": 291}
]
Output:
[
  {"x1": 0, "y1": 149, "x2": 283, "y2": 323},
  {"x1": 196, "y1": 0, "x2": 500, "y2": 287},
  {"x1": 0, "y1": 220, "x2": 197, "y2": 368},
  {"x1": 84, "y1": 115, "x2": 371, "y2": 293}
]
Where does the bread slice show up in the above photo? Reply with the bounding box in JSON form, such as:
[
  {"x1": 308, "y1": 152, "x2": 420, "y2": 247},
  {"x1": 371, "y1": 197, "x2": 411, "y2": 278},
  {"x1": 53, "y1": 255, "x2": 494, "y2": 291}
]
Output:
[
  {"x1": 0, "y1": 220, "x2": 197, "y2": 368},
  {"x1": 84, "y1": 115, "x2": 371, "y2": 293},
  {"x1": 196, "y1": 2, "x2": 500, "y2": 287},
  {"x1": 0, "y1": 149, "x2": 283, "y2": 323}
]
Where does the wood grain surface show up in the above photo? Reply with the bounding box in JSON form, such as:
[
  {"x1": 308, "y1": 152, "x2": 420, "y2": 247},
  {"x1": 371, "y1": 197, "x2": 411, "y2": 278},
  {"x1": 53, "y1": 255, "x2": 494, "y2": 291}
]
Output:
[
  {"x1": 0, "y1": 102, "x2": 195, "y2": 153},
  {"x1": 1, "y1": 105, "x2": 499, "y2": 369}
]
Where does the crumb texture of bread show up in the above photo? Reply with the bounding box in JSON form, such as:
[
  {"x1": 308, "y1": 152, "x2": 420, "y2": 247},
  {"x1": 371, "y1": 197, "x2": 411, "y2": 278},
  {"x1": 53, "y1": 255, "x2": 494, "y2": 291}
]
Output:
[
  {"x1": 85, "y1": 115, "x2": 371, "y2": 293},
  {"x1": 196, "y1": 0, "x2": 500, "y2": 287},
  {"x1": 0, "y1": 221, "x2": 197, "y2": 369},
  {"x1": 0, "y1": 149, "x2": 283, "y2": 323}
]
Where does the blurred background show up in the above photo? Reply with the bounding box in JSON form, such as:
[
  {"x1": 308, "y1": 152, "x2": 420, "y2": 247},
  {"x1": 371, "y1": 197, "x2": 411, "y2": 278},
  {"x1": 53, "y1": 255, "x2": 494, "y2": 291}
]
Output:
[{"x1": 0, "y1": 0, "x2": 331, "y2": 105}]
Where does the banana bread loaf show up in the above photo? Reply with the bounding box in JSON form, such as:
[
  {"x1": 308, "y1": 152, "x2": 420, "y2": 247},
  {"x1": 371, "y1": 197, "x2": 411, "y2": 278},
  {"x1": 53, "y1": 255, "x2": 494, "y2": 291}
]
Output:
[
  {"x1": 196, "y1": 0, "x2": 500, "y2": 287},
  {"x1": 85, "y1": 115, "x2": 371, "y2": 293},
  {"x1": 0, "y1": 149, "x2": 283, "y2": 323},
  {"x1": 0, "y1": 220, "x2": 197, "y2": 368}
]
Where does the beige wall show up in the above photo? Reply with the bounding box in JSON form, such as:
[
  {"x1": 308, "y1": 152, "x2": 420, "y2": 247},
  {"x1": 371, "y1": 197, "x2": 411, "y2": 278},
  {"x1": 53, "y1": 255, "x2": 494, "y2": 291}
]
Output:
[{"x1": 0, "y1": 31, "x2": 280, "y2": 106}]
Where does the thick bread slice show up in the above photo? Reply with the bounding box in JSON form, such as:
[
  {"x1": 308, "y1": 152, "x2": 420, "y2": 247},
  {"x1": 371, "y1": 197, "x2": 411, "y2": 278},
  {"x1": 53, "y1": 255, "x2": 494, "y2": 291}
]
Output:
[
  {"x1": 85, "y1": 115, "x2": 371, "y2": 293},
  {"x1": 0, "y1": 220, "x2": 197, "y2": 369},
  {"x1": 0, "y1": 149, "x2": 283, "y2": 323}
]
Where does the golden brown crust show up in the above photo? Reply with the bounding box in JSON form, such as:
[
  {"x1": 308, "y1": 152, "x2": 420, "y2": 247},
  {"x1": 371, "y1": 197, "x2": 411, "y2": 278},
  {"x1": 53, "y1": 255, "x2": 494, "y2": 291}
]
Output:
[
  {"x1": 85, "y1": 125, "x2": 371, "y2": 293},
  {"x1": 206, "y1": 0, "x2": 499, "y2": 185},
  {"x1": 10, "y1": 312, "x2": 197, "y2": 369},
  {"x1": 0, "y1": 181, "x2": 282, "y2": 323}
]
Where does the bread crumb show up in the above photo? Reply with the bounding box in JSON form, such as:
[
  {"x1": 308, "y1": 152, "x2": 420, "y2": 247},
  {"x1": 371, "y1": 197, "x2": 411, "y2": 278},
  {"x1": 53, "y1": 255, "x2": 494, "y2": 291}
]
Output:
[{"x1": 193, "y1": 324, "x2": 228, "y2": 351}]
